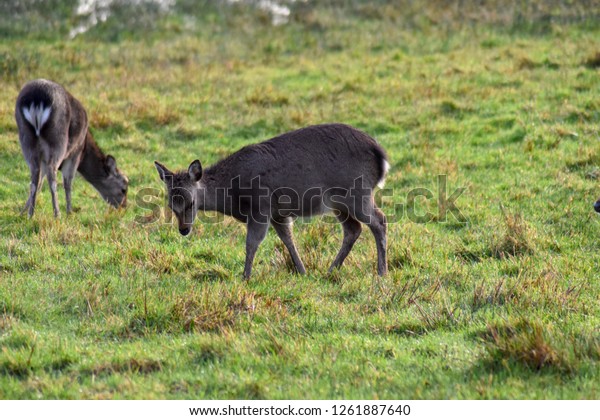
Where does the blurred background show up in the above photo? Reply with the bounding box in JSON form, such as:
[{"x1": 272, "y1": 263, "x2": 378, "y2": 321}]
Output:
[
  {"x1": 0, "y1": 1, "x2": 599, "y2": 400},
  {"x1": 1, "y1": 0, "x2": 598, "y2": 42}
]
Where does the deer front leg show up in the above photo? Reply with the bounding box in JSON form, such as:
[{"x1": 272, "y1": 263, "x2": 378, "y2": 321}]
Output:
[
  {"x1": 271, "y1": 218, "x2": 306, "y2": 275},
  {"x1": 243, "y1": 220, "x2": 269, "y2": 279}
]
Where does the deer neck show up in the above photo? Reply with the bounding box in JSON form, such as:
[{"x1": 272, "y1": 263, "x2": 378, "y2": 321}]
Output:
[
  {"x1": 196, "y1": 176, "x2": 219, "y2": 211},
  {"x1": 78, "y1": 131, "x2": 108, "y2": 187}
]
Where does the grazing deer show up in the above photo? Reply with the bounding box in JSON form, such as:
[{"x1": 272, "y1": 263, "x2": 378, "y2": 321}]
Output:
[
  {"x1": 155, "y1": 123, "x2": 389, "y2": 278},
  {"x1": 15, "y1": 79, "x2": 128, "y2": 217}
]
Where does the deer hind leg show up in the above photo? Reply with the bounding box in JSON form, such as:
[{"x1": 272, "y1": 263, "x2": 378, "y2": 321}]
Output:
[
  {"x1": 366, "y1": 206, "x2": 387, "y2": 276},
  {"x1": 354, "y1": 198, "x2": 387, "y2": 276},
  {"x1": 23, "y1": 163, "x2": 42, "y2": 217},
  {"x1": 329, "y1": 212, "x2": 362, "y2": 272},
  {"x1": 271, "y1": 218, "x2": 306, "y2": 275},
  {"x1": 60, "y1": 158, "x2": 78, "y2": 215},
  {"x1": 46, "y1": 166, "x2": 60, "y2": 218}
]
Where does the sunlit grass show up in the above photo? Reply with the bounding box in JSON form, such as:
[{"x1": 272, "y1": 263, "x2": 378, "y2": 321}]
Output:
[{"x1": 0, "y1": 1, "x2": 599, "y2": 399}]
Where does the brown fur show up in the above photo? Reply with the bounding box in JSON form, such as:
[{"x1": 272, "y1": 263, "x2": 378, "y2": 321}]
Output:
[
  {"x1": 15, "y1": 79, "x2": 128, "y2": 217},
  {"x1": 156, "y1": 123, "x2": 388, "y2": 278}
]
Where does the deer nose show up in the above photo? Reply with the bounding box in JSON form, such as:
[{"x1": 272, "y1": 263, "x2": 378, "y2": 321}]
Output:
[
  {"x1": 594, "y1": 201, "x2": 600, "y2": 213},
  {"x1": 179, "y1": 227, "x2": 191, "y2": 236}
]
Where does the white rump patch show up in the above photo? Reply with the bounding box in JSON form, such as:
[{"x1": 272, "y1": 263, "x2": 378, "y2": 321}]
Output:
[
  {"x1": 22, "y1": 102, "x2": 51, "y2": 137},
  {"x1": 22, "y1": 104, "x2": 34, "y2": 127},
  {"x1": 377, "y1": 160, "x2": 390, "y2": 189}
]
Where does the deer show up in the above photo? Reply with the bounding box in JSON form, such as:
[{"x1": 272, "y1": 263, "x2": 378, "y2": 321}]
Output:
[
  {"x1": 15, "y1": 79, "x2": 128, "y2": 217},
  {"x1": 154, "y1": 123, "x2": 389, "y2": 279}
]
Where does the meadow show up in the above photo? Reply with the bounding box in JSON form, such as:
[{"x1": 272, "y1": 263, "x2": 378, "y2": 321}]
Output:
[{"x1": 0, "y1": 0, "x2": 599, "y2": 399}]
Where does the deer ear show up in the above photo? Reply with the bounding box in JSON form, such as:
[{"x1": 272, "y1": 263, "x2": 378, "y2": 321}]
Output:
[
  {"x1": 188, "y1": 160, "x2": 202, "y2": 182},
  {"x1": 106, "y1": 155, "x2": 117, "y2": 172},
  {"x1": 154, "y1": 161, "x2": 171, "y2": 182}
]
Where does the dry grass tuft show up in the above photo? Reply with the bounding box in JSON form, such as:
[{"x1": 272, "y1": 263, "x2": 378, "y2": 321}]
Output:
[
  {"x1": 0, "y1": 357, "x2": 31, "y2": 378},
  {"x1": 0, "y1": 314, "x2": 15, "y2": 332},
  {"x1": 128, "y1": 101, "x2": 180, "y2": 127},
  {"x1": 490, "y1": 208, "x2": 534, "y2": 259},
  {"x1": 472, "y1": 278, "x2": 517, "y2": 310},
  {"x1": 483, "y1": 320, "x2": 566, "y2": 371},
  {"x1": 89, "y1": 110, "x2": 127, "y2": 132},
  {"x1": 143, "y1": 248, "x2": 176, "y2": 274},
  {"x1": 455, "y1": 208, "x2": 535, "y2": 263},
  {"x1": 172, "y1": 297, "x2": 236, "y2": 333},
  {"x1": 87, "y1": 358, "x2": 163, "y2": 376},
  {"x1": 388, "y1": 244, "x2": 414, "y2": 269},
  {"x1": 582, "y1": 51, "x2": 600, "y2": 68},
  {"x1": 471, "y1": 263, "x2": 582, "y2": 312},
  {"x1": 171, "y1": 289, "x2": 256, "y2": 333},
  {"x1": 554, "y1": 125, "x2": 579, "y2": 139},
  {"x1": 516, "y1": 56, "x2": 559, "y2": 71},
  {"x1": 246, "y1": 85, "x2": 289, "y2": 107},
  {"x1": 516, "y1": 56, "x2": 538, "y2": 70},
  {"x1": 189, "y1": 265, "x2": 230, "y2": 282}
]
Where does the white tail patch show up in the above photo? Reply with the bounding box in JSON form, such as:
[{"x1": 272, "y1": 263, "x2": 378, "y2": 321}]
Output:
[
  {"x1": 22, "y1": 102, "x2": 51, "y2": 137},
  {"x1": 377, "y1": 160, "x2": 390, "y2": 189}
]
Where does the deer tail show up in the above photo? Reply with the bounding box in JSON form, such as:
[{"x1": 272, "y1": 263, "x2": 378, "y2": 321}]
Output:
[{"x1": 22, "y1": 102, "x2": 51, "y2": 137}]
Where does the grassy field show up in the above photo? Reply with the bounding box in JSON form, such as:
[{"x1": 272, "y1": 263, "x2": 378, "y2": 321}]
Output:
[{"x1": 0, "y1": 0, "x2": 599, "y2": 399}]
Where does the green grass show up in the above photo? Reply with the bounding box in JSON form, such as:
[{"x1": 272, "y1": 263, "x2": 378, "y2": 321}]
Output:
[{"x1": 1, "y1": 1, "x2": 599, "y2": 399}]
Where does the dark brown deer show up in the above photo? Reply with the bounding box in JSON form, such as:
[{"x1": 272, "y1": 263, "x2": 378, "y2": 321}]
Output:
[
  {"x1": 15, "y1": 79, "x2": 128, "y2": 217},
  {"x1": 155, "y1": 123, "x2": 389, "y2": 279}
]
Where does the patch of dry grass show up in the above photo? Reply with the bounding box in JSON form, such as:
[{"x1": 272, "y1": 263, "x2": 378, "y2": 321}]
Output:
[
  {"x1": 582, "y1": 51, "x2": 600, "y2": 68},
  {"x1": 85, "y1": 358, "x2": 163, "y2": 376},
  {"x1": 480, "y1": 319, "x2": 600, "y2": 373},
  {"x1": 171, "y1": 288, "x2": 257, "y2": 333}
]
